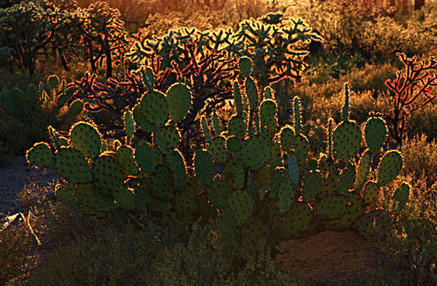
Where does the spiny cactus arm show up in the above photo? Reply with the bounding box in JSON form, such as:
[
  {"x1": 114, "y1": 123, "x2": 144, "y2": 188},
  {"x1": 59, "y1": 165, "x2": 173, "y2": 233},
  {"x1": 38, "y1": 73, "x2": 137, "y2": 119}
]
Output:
[
  {"x1": 342, "y1": 82, "x2": 350, "y2": 122},
  {"x1": 293, "y1": 96, "x2": 301, "y2": 134}
]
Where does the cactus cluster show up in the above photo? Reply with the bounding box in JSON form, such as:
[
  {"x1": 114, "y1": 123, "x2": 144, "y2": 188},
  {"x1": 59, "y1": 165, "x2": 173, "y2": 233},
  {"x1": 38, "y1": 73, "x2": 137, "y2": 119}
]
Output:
[{"x1": 26, "y1": 58, "x2": 409, "y2": 264}]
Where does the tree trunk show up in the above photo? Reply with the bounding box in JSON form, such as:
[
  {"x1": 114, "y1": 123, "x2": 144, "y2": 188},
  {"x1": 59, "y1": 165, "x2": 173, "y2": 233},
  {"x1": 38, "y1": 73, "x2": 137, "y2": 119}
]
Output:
[{"x1": 415, "y1": 0, "x2": 425, "y2": 9}]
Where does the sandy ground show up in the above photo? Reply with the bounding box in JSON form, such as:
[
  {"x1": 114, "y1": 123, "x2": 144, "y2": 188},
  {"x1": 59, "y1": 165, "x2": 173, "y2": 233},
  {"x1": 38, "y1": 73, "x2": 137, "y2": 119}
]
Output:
[{"x1": 0, "y1": 156, "x2": 59, "y2": 217}]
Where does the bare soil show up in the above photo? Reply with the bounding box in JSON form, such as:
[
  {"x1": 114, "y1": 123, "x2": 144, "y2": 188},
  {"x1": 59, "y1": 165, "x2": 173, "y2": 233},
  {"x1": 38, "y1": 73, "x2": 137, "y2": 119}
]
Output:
[
  {"x1": 0, "y1": 156, "x2": 59, "y2": 216},
  {"x1": 275, "y1": 230, "x2": 384, "y2": 285}
]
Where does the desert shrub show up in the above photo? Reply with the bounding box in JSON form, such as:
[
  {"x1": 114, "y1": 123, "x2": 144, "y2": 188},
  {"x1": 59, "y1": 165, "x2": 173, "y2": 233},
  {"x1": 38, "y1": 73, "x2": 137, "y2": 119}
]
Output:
[
  {"x1": 401, "y1": 135, "x2": 437, "y2": 186},
  {"x1": 406, "y1": 105, "x2": 437, "y2": 141},
  {"x1": 378, "y1": 175, "x2": 437, "y2": 286},
  {"x1": 0, "y1": 218, "x2": 34, "y2": 285}
]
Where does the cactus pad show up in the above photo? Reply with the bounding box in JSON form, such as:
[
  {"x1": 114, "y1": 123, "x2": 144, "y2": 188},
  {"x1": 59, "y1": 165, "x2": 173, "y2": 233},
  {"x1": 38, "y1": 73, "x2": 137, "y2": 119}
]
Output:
[
  {"x1": 315, "y1": 194, "x2": 348, "y2": 219},
  {"x1": 224, "y1": 161, "x2": 245, "y2": 190},
  {"x1": 138, "y1": 91, "x2": 169, "y2": 128},
  {"x1": 333, "y1": 121, "x2": 361, "y2": 162},
  {"x1": 226, "y1": 135, "x2": 242, "y2": 153},
  {"x1": 364, "y1": 116, "x2": 386, "y2": 153},
  {"x1": 92, "y1": 153, "x2": 125, "y2": 196},
  {"x1": 69, "y1": 121, "x2": 102, "y2": 159},
  {"x1": 55, "y1": 183, "x2": 79, "y2": 207},
  {"x1": 124, "y1": 110, "x2": 135, "y2": 138},
  {"x1": 239, "y1": 56, "x2": 252, "y2": 77},
  {"x1": 115, "y1": 188, "x2": 135, "y2": 210},
  {"x1": 355, "y1": 149, "x2": 371, "y2": 192},
  {"x1": 55, "y1": 147, "x2": 93, "y2": 183},
  {"x1": 260, "y1": 99, "x2": 277, "y2": 127},
  {"x1": 329, "y1": 192, "x2": 363, "y2": 229},
  {"x1": 281, "y1": 202, "x2": 312, "y2": 240},
  {"x1": 339, "y1": 166, "x2": 356, "y2": 193},
  {"x1": 48, "y1": 75, "x2": 59, "y2": 89},
  {"x1": 194, "y1": 150, "x2": 214, "y2": 186},
  {"x1": 245, "y1": 77, "x2": 258, "y2": 112},
  {"x1": 150, "y1": 166, "x2": 174, "y2": 200},
  {"x1": 165, "y1": 149, "x2": 187, "y2": 191},
  {"x1": 174, "y1": 186, "x2": 197, "y2": 215},
  {"x1": 377, "y1": 150, "x2": 402, "y2": 186},
  {"x1": 393, "y1": 182, "x2": 410, "y2": 214},
  {"x1": 26, "y1": 142, "x2": 54, "y2": 168},
  {"x1": 228, "y1": 191, "x2": 254, "y2": 226},
  {"x1": 167, "y1": 83, "x2": 191, "y2": 122},
  {"x1": 241, "y1": 135, "x2": 271, "y2": 170},
  {"x1": 302, "y1": 170, "x2": 323, "y2": 202},
  {"x1": 155, "y1": 125, "x2": 181, "y2": 150},
  {"x1": 115, "y1": 146, "x2": 138, "y2": 176},
  {"x1": 362, "y1": 181, "x2": 380, "y2": 205},
  {"x1": 133, "y1": 102, "x2": 154, "y2": 132},
  {"x1": 233, "y1": 81, "x2": 243, "y2": 117},
  {"x1": 279, "y1": 125, "x2": 295, "y2": 152},
  {"x1": 208, "y1": 135, "x2": 228, "y2": 163},
  {"x1": 279, "y1": 177, "x2": 295, "y2": 214},
  {"x1": 227, "y1": 116, "x2": 247, "y2": 138},
  {"x1": 207, "y1": 178, "x2": 231, "y2": 209},
  {"x1": 135, "y1": 143, "x2": 157, "y2": 173}
]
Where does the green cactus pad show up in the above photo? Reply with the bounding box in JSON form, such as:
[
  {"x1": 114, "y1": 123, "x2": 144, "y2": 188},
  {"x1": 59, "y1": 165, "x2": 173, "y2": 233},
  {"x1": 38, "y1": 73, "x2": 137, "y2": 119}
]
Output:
[
  {"x1": 26, "y1": 142, "x2": 55, "y2": 168},
  {"x1": 133, "y1": 102, "x2": 154, "y2": 132},
  {"x1": 363, "y1": 181, "x2": 380, "y2": 205},
  {"x1": 72, "y1": 183, "x2": 116, "y2": 214},
  {"x1": 48, "y1": 74, "x2": 59, "y2": 89},
  {"x1": 260, "y1": 99, "x2": 277, "y2": 127},
  {"x1": 194, "y1": 150, "x2": 214, "y2": 186},
  {"x1": 167, "y1": 83, "x2": 191, "y2": 123},
  {"x1": 165, "y1": 149, "x2": 187, "y2": 191},
  {"x1": 201, "y1": 116, "x2": 212, "y2": 142},
  {"x1": 294, "y1": 134, "x2": 309, "y2": 166},
  {"x1": 155, "y1": 125, "x2": 181, "y2": 150},
  {"x1": 124, "y1": 110, "x2": 135, "y2": 138},
  {"x1": 256, "y1": 165, "x2": 271, "y2": 190},
  {"x1": 355, "y1": 149, "x2": 371, "y2": 192},
  {"x1": 293, "y1": 96, "x2": 302, "y2": 134},
  {"x1": 333, "y1": 121, "x2": 361, "y2": 162},
  {"x1": 279, "y1": 177, "x2": 295, "y2": 214},
  {"x1": 115, "y1": 146, "x2": 138, "y2": 176},
  {"x1": 269, "y1": 167, "x2": 286, "y2": 199},
  {"x1": 226, "y1": 135, "x2": 242, "y2": 153},
  {"x1": 339, "y1": 166, "x2": 356, "y2": 193},
  {"x1": 115, "y1": 188, "x2": 135, "y2": 210},
  {"x1": 264, "y1": 86, "x2": 273, "y2": 99},
  {"x1": 138, "y1": 90, "x2": 169, "y2": 128},
  {"x1": 281, "y1": 202, "x2": 312, "y2": 240},
  {"x1": 239, "y1": 56, "x2": 253, "y2": 77},
  {"x1": 55, "y1": 147, "x2": 93, "y2": 183},
  {"x1": 393, "y1": 182, "x2": 410, "y2": 214},
  {"x1": 302, "y1": 170, "x2": 323, "y2": 202},
  {"x1": 208, "y1": 135, "x2": 228, "y2": 164},
  {"x1": 135, "y1": 143, "x2": 157, "y2": 173},
  {"x1": 55, "y1": 183, "x2": 79, "y2": 207},
  {"x1": 329, "y1": 192, "x2": 364, "y2": 229},
  {"x1": 233, "y1": 81, "x2": 243, "y2": 117},
  {"x1": 377, "y1": 150, "x2": 402, "y2": 186},
  {"x1": 279, "y1": 125, "x2": 295, "y2": 152},
  {"x1": 287, "y1": 154, "x2": 299, "y2": 185},
  {"x1": 213, "y1": 111, "x2": 221, "y2": 136},
  {"x1": 364, "y1": 116, "x2": 386, "y2": 153},
  {"x1": 48, "y1": 126, "x2": 68, "y2": 151},
  {"x1": 227, "y1": 115, "x2": 247, "y2": 139},
  {"x1": 224, "y1": 161, "x2": 245, "y2": 190},
  {"x1": 174, "y1": 186, "x2": 197, "y2": 215},
  {"x1": 271, "y1": 142, "x2": 282, "y2": 159},
  {"x1": 92, "y1": 153, "x2": 125, "y2": 196},
  {"x1": 241, "y1": 135, "x2": 271, "y2": 170},
  {"x1": 245, "y1": 77, "x2": 258, "y2": 112},
  {"x1": 315, "y1": 194, "x2": 348, "y2": 219},
  {"x1": 228, "y1": 191, "x2": 254, "y2": 226},
  {"x1": 136, "y1": 183, "x2": 172, "y2": 212},
  {"x1": 353, "y1": 210, "x2": 394, "y2": 241},
  {"x1": 207, "y1": 178, "x2": 231, "y2": 209},
  {"x1": 150, "y1": 166, "x2": 175, "y2": 200},
  {"x1": 69, "y1": 121, "x2": 102, "y2": 159}
]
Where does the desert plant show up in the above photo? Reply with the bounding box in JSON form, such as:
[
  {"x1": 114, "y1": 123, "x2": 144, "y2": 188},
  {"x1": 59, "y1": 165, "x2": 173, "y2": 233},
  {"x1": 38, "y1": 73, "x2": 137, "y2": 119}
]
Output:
[{"x1": 384, "y1": 52, "x2": 437, "y2": 145}]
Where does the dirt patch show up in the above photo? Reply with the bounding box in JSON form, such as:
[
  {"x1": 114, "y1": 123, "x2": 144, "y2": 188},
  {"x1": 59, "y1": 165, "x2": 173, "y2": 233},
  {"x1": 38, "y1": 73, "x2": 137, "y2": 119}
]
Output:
[
  {"x1": 0, "y1": 156, "x2": 59, "y2": 216},
  {"x1": 275, "y1": 230, "x2": 383, "y2": 285}
]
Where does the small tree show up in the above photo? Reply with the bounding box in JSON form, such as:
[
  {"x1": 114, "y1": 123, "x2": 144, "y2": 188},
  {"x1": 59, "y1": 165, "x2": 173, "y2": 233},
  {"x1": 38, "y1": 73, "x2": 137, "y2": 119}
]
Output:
[{"x1": 385, "y1": 53, "x2": 436, "y2": 145}]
